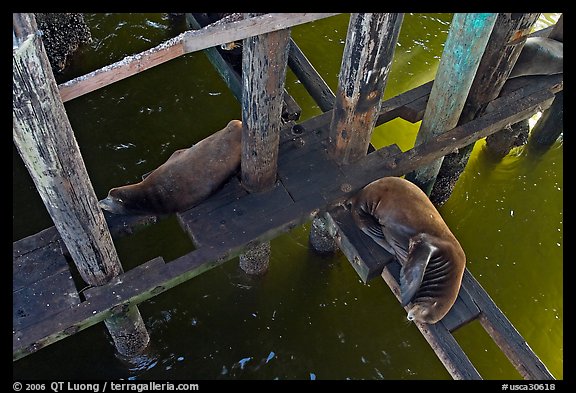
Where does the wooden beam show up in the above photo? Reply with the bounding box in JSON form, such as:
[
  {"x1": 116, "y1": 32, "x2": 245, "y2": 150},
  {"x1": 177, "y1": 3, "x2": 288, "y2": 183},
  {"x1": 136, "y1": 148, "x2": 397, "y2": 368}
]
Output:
[
  {"x1": 14, "y1": 14, "x2": 120, "y2": 288},
  {"x1": 288, "y1": 37, "x2": 336, "y2": 112},
  {"x1": 58, "y1": 13, "x2": 339, "y2": 102},
  {"x1": 381, "y1": 263, "x2": 482, "y2": 379},
  {"x1": 13, "y1": 13, "x2": 149, "y2": 357},
  {"x1": 187, "y1": 13, "x2": 301, "y2": 121},
  {"x1": 462, "y1": 270, "x2": 555, "y2": 379},
  {"x1": 405, "y1": 13, "x2": 498, "y2": 195}
]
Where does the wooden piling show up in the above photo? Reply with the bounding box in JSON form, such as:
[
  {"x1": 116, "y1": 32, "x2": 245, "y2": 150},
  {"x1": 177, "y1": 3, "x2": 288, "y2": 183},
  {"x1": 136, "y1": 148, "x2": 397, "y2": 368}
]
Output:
[
  {"x1": 429, "y1": 13, "x2": 540, "y2": 205},
  {"x1": 483, "y1": 13, "x2": 561, "y2": 163},
  {"x1": 526, "y1": 90, "x2": 563, "y2": 152},
  {"x1": 239, "y1": 13, "x2": 291, "y2": 274},
  {"x1": 548, "y1": 13, "x2": 563, "y2": 42},
  {"x1": 405, "y1": 13, "x2": 498, "y2": 196},
  {"x1": 12, "y1": 13, "x2": 149, "y2": 357},
  {"x1": 310, "y1": 13, "x2": 403, "y2": 254},
  {"x1": 518, "y1": 14, "x2": 563, "y2": 156},
  {"x1": 327, "y1": 13, "x2": 403, "y2": 164}
]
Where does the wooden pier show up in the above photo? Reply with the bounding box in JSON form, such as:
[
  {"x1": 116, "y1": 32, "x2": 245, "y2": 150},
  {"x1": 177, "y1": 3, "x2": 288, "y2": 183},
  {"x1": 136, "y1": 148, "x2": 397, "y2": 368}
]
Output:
[{"x1": 13, "y1": 13, "x2": 562, "y2": 379}]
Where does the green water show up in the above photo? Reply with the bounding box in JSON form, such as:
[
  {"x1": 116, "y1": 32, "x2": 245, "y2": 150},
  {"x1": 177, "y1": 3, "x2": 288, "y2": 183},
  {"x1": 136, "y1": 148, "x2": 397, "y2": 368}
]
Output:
[{"x1": 13, "y1": 13, "x2": 562, "y2": 380}]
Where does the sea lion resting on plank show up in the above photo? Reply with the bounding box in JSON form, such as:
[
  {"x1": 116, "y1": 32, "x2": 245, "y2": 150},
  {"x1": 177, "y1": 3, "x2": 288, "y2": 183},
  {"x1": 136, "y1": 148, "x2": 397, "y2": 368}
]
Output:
[
  {"x1": 99, "y1": 119, "x2": 243, "y2": 215},
  {"x1": 348, "y1": 177, "x2": 466, "y2": 324}
]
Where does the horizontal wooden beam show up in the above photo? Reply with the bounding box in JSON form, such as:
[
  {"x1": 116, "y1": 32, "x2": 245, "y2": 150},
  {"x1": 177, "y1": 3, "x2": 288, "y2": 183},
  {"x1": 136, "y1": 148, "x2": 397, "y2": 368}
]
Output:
[
  {"x1": 380, "y1": 262, "x2": 482, "y2": 380},
  {"x1": 57, "y1": 13, "x2": 339, "y2": 102},
  {"x1": 288, "y1": 37, "x2": 336, "y2": 112},
  {"x1": 462, "y1": 270, "x2": 555, "y2": 379}
]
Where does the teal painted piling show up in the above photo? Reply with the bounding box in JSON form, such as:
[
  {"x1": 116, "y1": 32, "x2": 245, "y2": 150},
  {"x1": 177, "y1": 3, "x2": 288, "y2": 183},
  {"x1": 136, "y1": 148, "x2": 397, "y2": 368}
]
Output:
[{"x1": 405, "y1": 13, "x2": 498, "y2": 195}]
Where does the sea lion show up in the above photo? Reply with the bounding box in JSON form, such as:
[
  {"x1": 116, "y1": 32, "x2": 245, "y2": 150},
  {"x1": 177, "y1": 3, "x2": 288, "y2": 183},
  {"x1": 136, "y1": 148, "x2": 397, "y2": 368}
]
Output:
[
  {"x1": 347, "y1": 177, "x2": 466, "y2": 324},
  {"x1": 98, "y1": 119, "x2": 243, "y2": 215},
  {"x1": 509, "y1": 36, "x2": 563, "y2": 78}
]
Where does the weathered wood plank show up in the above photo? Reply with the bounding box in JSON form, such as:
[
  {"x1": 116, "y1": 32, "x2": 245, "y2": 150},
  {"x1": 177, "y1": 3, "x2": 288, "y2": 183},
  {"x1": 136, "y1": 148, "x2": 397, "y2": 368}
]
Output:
[
  {"x1": 381, "y1": 262, "x2": 482, "y2": 379},
  {"x1": 462, "y1": 270, "x2": 555, "y2": 380},
  {"x1": 13, "y1": 269, "x2": 80, "y2": 332},
  {"x1": 405, "y1": 13, "x2": 498, "y2": 195},
  {"x1": 380, "y1": 87, "x2": 556, "y2": 179},
  {"x1": 58, "y1": 13, "x2": 339, "y2": 102},
  {"x1": 179, "y1": 179, "x2": 294, "y2": 248},
  {"x1": 13, "y1": 257, "x2": 166, "y2": 360},
  {"x1": 13, "y1": 240, "x2": 69, "y2": 291},
  {"x1": 13, "y1": 227, "x2": 62, "y2": 260},
  {"x1": 376, "y1": 80, "x2": 433, "y2": 125},
  {"x1": 398, "y1": 94, "x2": 429, "y2": 123}
]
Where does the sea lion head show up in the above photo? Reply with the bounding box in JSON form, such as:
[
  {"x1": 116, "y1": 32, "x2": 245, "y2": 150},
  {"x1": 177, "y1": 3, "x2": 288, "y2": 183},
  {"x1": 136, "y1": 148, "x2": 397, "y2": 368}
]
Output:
[
  {"x1": 98, "y1": 185, "x2": 155, "y2": 216},
  {"x1": 406, "y1": 300, "x2": 446, "y2": 324}
]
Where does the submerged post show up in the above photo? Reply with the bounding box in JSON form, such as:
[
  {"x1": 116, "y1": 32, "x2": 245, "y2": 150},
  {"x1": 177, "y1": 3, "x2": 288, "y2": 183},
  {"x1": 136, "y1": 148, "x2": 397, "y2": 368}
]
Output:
[
  {"x1": 405, "y1": 13, "x2": 498, "y2": 196},
  {"x1": 310, "y1": 13, "x2": 403, "y2": 254},
  {"x1": 429, "y1": 13, "x2": 540, "y2": 205},
  {"x1": 526, "y1": 14, "x2": 563, "y2": 155},
  {"x1": 239, "y1": 13, "x2": 291, "y2": 274},
  {"x1": 12, "y1": 13, "x2": 149, "y2": 356}
]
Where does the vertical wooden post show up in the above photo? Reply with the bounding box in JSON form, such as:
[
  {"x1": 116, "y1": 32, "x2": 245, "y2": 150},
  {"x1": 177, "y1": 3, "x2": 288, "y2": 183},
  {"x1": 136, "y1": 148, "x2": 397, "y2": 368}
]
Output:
[
  {"x1": 521, "y1": 14, "x2": 563, "y2": 157},
  {"x1": 429, "y1": 13, "x2": 540, "y2": 205},
  {"x1": 405, "y1": 13, "x2": 498, "y2": 196},
  {"x1": 483, "y1": 13, "x2": 562, "y2": 162},
  {"x1": 12, "y1": 13, "x2": 149, "y2": 357},
  {"x1": 239, "y1": 13, "x2": 291, "y2": 274},
  {"x1": 310, "y1": 13, "x2": 403, "y2": 254},
  {"x1": 327, "y1": 13, "x2": 404, "y2": 164},
  {"x1": 548, "y1": 13, "x2": 563, "y2": 42},
  {"x1": 526, "y1": 90, "x2": 563, "y2": 153}
]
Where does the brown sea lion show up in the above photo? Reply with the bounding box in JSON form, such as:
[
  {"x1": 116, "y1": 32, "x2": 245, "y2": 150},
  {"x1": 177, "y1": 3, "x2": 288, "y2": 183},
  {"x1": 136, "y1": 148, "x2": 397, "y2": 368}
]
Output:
[
  {"x1": 347, "y1": 177, "x2": 466, "y2": 324},
  {"x1": 98, "y1": 119, "x2": 243, "y2": 215},
  {"x1": 509, "y1": 37, "x2": 563, "y2": 78}
]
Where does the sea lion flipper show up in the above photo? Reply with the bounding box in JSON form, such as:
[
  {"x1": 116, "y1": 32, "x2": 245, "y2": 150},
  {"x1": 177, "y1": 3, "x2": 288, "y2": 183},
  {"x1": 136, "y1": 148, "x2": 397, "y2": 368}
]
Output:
[
  {"x1": 353, "y1": 209, "x2": 395, "y2": 254},
  {"x1": 400, "y1": 234, "x2": 435, "y2": 306}
]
